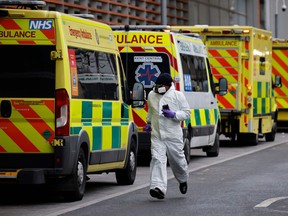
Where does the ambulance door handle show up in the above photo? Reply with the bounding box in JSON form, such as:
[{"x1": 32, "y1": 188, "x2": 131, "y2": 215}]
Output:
[
  {"x1": 0, "y1": 100, "x2": 12, "y2": 118},
  {"x1": 121, "y1": 103, "x2": 124, "y2": 118}
]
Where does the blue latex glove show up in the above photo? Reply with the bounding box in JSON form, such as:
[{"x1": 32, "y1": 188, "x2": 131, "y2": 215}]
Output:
[
  {"x1": 162, "y1": 109, "x2": 176, "y2": 118},
  {"x1": 144, "y1": 123, "x2": 151, "y2": 132}
]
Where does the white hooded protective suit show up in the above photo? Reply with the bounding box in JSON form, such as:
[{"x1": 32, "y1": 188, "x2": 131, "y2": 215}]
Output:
[{"x1": 146, "y1": 83, "x2": 191, "y2": 195}]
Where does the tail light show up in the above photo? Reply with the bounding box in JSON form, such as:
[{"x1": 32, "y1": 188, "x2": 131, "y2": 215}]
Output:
[
  {"x1": 55, "y1": 89, "x2": 70, "y2": 136},
  {"x1": 247, "y1": 85, "x2": 252, "y2": 108}
]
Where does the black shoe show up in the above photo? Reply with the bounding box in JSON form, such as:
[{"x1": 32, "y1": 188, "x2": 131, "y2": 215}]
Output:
[
  {"x1": 150, "y1": 187, "x2": 165, "y2": 199},
  {"x1": 179, "y1": 182, "x2": 187, "y2": 194}
]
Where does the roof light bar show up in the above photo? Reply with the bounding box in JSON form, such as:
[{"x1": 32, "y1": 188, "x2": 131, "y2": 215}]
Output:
[{"x1": 0, "y1": 0, "x2": 46, "y2": 9}]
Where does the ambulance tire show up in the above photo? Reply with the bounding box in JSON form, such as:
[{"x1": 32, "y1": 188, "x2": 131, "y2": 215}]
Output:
[
  {"x1": 238, "y1": 133, "x2": 258, "y2": 146},
  {"x1": 248, "y1": 133, "x2": 259, "y2": 146},
  {"x1": 265, "y1": 122, "x2": 277, "y2": 142},
  {"x1": 183, "y1": 137, "x2": 190, "y2": 164},
  {"x1": 63, "y1": 148, "x2": 87, "y2": 202},
  {"x1": 116, "y1": 138, "x2": 137, "y2": 185},
  {"x1": 205, "y1": 132, "x2": 220, "y2": 157}
]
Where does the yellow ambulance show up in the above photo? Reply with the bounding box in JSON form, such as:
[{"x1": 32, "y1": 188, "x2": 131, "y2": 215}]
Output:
[
  {"x1": 0, "y1": 1, "x2": 144, "y2": 201},
  {"x1": 112, "y1": 25, "x2": 227, "y2": 163},
  {"x1": 172, "y1": 25, "x2": 282, "y2": 145},
  {"x1": 272, "y1": 38, "x2": 288, "y2": 130}
]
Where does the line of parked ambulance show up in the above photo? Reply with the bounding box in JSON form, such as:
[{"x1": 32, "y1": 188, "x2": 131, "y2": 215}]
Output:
[{"x1": 0, "y1": 1, "x2": 287, "y2": 202}]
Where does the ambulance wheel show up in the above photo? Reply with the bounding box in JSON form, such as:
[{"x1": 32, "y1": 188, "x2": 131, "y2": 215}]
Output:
[
  {"x1": 205, "y1": 132, "x2": 219, "y2": 157},
  {"x1": 64, "y1": 148, "x2": 87, "y2": 201},
  {"x1": 116, "y1": 138, "x2": 137, "y2": 185},
  {"x1": 265, "y1": 122, "x2": 277, "y2": 142},
  {"x1": 239, "y1": 133, "x2": 258, "y2": 146},
  {"x1": 249, "y1": 133, "x2": 259, "y2": 146},
  {"x1": 183, "y1": 137, "x2": 190, "y2": 164}
]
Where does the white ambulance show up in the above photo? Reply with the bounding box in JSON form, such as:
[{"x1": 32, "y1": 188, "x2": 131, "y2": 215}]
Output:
[{"x1": 112, "y1": 25, "x2": 227, "y2": 163}]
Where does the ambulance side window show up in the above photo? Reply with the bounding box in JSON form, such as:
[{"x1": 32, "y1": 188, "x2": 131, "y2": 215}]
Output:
[
  {"x1": 118, "y1": 55, "x2": 130, "y2": 104},
  {"x1": 206, "y1": 58, "x2": 216, "y2": 96},
  {"x1": 71, "y1": 47, "x2": 119, "y2": 100},
  {"x1": 180, "y1": 54, "x2": 208, "y2": 92}
]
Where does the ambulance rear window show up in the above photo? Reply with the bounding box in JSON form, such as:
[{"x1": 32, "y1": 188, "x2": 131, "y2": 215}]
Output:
[
  {"x1": 0, "y1": 45, "x2": 55, "y2": 98},
  {"x1": 120, "y1": 52, "x2": 170, "y2": 96}
]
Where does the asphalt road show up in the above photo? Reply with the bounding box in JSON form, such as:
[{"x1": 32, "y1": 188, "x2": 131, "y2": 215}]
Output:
[
  {"x1": 1, "y1": 132, "x2": 288, "y2": 216},
  {"x1": 61, "y1": 141, "x2": 288, "y2": 216}
]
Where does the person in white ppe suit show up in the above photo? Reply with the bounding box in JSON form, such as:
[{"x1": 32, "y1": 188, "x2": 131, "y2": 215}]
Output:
[{"x1": 145, "y1": 73, "x2": 191, "y2": 199}]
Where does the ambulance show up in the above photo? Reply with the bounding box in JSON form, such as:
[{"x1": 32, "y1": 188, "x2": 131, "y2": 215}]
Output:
[
  {"x1": 171, "y1": 25, "x2": 282, "y2": 145},
  {"x1": 0, "y1": 1, "x2": 145, "y2": 201},
  {"x1": 272, "y1": 38, "x2": 288, "y2": 130},
  {"x1": 112, "y1": 25, "x2": 228, "y2": 163}
]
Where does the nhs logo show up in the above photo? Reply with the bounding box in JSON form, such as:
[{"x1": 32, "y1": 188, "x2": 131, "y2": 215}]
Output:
[{"x1": 29, "y1": 20, "x2": 53, "y2": 30}]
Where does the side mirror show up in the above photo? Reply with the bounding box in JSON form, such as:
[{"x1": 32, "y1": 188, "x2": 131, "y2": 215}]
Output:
[
  {"x1": 216, "y1": 78, "x2": 228, "y2": 96},
  {"x1": 131, "y1": 82, "x2": 145, "y2": 108},
  {"x1": 273, "y1": 75, "x2": 282, "y2": 88}
]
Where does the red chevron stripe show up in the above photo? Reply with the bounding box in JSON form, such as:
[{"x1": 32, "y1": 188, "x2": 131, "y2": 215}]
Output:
[
  {"x1": 276, "y1": 100, "x2": 284, "y2": 108},
  {"x1": 40, "y1": 28, "x2": 55, "y2": 40},
  {"x1": 272, "y1": 52, "x2": 288, "y2": 94},
  {"x1": 45, "y1": 100, "x2": 55, "y2": 113},
  {"x1": 245, "y1": 41, "x2": 249, "y2": 50},
  {"x1": 132, "y1": 111, "x2": 146, "y2": 127},
  {"x1": 217, "y1": 95, "x2": 234, "y2": 109},
  {"x1": 211, "y1": 67, "x2": 223, "y2": 79},
  {"x1": 209, "y1": 50, "x2": 238, "y2": 75},
  {"x1": 0, "y1": 145, "x2": 6, "y2": 152},
  {"x1": 280, "y1": 49, "x2": 288, "y2": 58},
  {"x1": 0, "y1": 119, "x2": 40, "y2": 152},
  {"x1": 226, "y1": 50, "x2": 238, "y2": 61},
  {"x1": 0, "y1": 19, "x2": 21, "y2": 29},
  {"x1": 17, "y1": 40, "x2": 36, "y2": 45},
  {"x1": 272, "y1": 66, "x2": 288, "y2": 89},
  {"x1": 244, "y1": 77, "x2": 248, "y2": 87},
  {"x1": 131, "y1": 46, "x2": 145, "y2": 52},
  {"x1": 12, "y1": 101, "x2": 54, "y2": 141},
  {"x1": 245, "y1": 59, "x2": 248, "y2": 70},
  {"x1": 155, "y1": 47, "x2": 178, "y2": 71},
  {"x1": 273, "y1": 51, "x2": 288, "y2": 75},
  {"x1": 274, "y1": 87, "x2": 286, "y2": 97},
  {"x1": 275, "y1": 97, "x2": 288, "y2": 108},
  {"x1": 118, "y1": 46, "x2": 124, "y2": 52}
]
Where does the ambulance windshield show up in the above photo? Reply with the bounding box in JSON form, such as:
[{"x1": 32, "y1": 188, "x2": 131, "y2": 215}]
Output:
[
  {"x1": 0, "y1": 45, "x2": 55, "y2": 98},
  {"x1": 120, "y1": 52, "x2": 171, "y2": 97}
]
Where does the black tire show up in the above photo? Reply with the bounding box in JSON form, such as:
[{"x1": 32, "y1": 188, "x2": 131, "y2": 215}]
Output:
[
  {"x1": 238, "y1": 133, "x2": 258, "y2": 146},
  {"x1": 205, "y1": 132, "x2": 219, "y2": 157},
  {"x1": 63, "y1": 148, "x2": 87, "y2": 202},
  {"x1": 116, "y1": 139, "x2": 137, "y2": 185},
  {"x1": 183, "y1": 137, "x2": 190, "y2": 164},
  {"x1": 248, "y1": 133, "x2": 259, "y2": 146},
  {"x1": 265, "y1": 122, "x2": 277, "y2": 142}
]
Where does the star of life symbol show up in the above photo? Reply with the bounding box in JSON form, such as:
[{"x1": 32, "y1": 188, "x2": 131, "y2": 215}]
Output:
[{"x1": 135, "y1": 63, "x2": 161, "y2": 88}]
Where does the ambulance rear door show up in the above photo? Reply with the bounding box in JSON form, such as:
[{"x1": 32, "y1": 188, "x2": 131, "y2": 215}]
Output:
[
  {"x1": 206, "y1": 37, "x2": 243, "y2": 113},
  {"x1": 272, "y1": 43, "x2": 288, "y2": 124},
  {"x1": 116, "y1": 31, "x2": 173, "y2": 130},
  {"x1": 0, "y1": 18, "x2": 56, "y2": 156}
]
